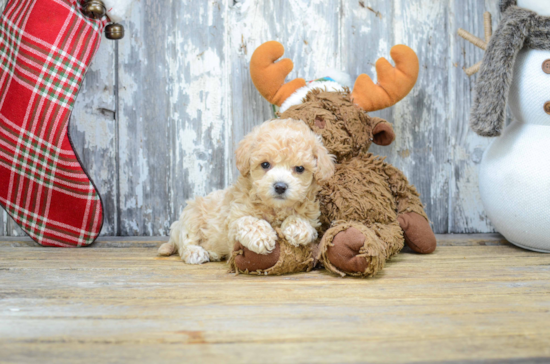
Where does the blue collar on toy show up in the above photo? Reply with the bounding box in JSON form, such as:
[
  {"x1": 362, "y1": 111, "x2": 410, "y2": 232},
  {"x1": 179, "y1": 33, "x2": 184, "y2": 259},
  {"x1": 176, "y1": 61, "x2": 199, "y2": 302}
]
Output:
[
  {"x1": 308, "y1": 76, "x2": 337, "y2": 84},
  {"x1": 272, "y1": 76, "x2": 340, "y2": 117}
]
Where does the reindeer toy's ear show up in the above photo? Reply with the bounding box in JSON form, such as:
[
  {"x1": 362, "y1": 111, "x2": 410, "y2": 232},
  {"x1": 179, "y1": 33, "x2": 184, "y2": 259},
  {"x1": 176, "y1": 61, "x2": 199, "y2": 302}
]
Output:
[{"x1": 371, "y1": 117, "x2": 396, "y2": 146}]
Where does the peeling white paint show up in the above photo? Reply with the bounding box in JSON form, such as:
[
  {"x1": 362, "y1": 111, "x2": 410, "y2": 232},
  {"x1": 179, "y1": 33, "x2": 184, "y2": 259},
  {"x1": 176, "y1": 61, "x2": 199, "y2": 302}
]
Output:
[
  {"x1": 176, "y1": 124, "x2": 209, "y2": 198},
  {"x1": 133, "y1": 148, "x2": 149, "y2": 209},
  {"x1": 183, "y1": 47, "x2": 224, "y2": 139},
  {"x1": 73, "y1": 112, "x2": 113, "y2": 150},
  {"x1": 359, "y1": 25, "x2": 372, "y2": 35}
]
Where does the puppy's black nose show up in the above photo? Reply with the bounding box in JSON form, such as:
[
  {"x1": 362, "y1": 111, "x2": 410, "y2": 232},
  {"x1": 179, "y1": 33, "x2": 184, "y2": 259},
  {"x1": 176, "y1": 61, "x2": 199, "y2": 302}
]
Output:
[{"x1": 274, "y1": 182, "x2": 288, "y2": 195}]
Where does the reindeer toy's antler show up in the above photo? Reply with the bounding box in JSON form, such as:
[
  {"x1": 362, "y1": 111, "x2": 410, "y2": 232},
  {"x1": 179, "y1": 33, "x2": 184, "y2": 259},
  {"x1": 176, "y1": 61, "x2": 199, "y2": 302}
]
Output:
[
  {"x1": 249, "y1": 41, "x2": 307, "y2": 107},
  {"x1": 250, "y1": 41, "x2": 419, "y2": 112},
  {"x1": 351, "y1": 45, "x2": 419, "y2": 111},
  {"x1": 458, "y1": 12, "x2": 493, "y2": 76}
]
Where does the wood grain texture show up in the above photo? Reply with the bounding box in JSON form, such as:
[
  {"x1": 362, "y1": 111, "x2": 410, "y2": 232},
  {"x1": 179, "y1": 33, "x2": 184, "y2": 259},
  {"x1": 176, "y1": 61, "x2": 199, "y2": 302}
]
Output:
[
  {"x1": 0, "y1": 233, "x2": 508, "y2": 248},
  {"x1": 2, "y1": 237, "x2": 550, "y2": 363},
  {"x1": 447, "y1": 0, "x2": 502, "y2": 233},
  {"x1": 1, "y1": 0, "x2": 504, "y2": 236},
  {"x1": 116, "y1": 0, "x2": 229, "y2": 236}
]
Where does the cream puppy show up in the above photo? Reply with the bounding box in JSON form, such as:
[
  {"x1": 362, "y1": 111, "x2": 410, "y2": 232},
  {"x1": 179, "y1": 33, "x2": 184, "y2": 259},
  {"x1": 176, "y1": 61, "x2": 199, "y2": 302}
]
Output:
[{"x1": 158, "y1": 119, "x2": 335, "y2": 264}]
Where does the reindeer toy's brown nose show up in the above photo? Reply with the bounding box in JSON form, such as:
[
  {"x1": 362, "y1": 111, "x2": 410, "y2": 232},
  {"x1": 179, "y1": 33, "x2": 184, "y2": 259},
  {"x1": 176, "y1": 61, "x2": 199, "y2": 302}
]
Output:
[{"x1": 82, "y1": 0, "x2": 125, "y2": 40}]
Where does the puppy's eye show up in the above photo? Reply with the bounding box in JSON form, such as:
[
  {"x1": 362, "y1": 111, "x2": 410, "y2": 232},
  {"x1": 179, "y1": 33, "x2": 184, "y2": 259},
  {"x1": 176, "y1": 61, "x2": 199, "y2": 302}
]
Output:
[
  {"x1": 261, "y1": 162, "x2": 270, "y2": 170},
  {"x1": 294, "y1": 166, "x2": 305, "y2": 173}
]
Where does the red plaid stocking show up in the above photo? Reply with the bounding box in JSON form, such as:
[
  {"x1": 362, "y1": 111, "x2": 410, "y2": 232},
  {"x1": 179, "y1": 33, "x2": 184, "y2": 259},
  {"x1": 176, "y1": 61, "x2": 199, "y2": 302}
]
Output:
[{"x1": 0, "y1": 0, "x2": 105, "y2": 247}]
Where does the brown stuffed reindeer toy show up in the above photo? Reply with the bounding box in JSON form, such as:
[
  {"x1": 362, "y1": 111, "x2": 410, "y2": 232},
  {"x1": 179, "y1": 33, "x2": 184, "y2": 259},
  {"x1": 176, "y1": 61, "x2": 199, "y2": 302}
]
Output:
[{"x1": 230, "y1": 41, "x2": 436, "y2": 277}]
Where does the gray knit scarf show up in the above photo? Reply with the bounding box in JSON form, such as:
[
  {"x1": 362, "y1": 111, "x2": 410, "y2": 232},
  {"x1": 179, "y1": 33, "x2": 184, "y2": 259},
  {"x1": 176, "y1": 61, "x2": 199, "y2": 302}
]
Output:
[{"x1": 471, "y1": 0, "x2": 550, "y2": 137}]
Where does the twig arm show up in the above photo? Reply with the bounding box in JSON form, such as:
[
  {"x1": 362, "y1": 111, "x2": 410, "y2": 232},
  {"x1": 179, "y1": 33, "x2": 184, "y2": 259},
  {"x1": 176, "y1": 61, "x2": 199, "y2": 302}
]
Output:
[
  {"x1": 484, "y1": 12, "x2": 493, "y2": 43},
  {"x1": 458, "y1": 28, "x2": 487, "y2": 51},
  {"x1": 464, "y1": 61, "x2": 482, "y2": 77}
]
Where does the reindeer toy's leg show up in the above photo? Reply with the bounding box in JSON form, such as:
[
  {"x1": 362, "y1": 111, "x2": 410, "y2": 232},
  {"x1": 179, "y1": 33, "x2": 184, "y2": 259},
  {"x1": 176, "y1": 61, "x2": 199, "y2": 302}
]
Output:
[
  {"x1": 382, "y1": 163, "x2": 437, "y2": 254},
  {"x1": 316, "y1": 156, "x2": 436, "y2": 278},
  {"x1": 318, "y1": 220, "x2": 403, "y2": 278}
]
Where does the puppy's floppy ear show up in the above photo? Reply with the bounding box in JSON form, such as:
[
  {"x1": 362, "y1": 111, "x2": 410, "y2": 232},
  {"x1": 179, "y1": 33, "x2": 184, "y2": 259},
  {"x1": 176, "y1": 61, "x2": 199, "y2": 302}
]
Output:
[
  {"x1": 235, "y1": 128, "x2": 258, "y2": 176},
  {"x1": 313, "y1": 135, "x2": 335, "y2": 182},
  {"x1": 371, "y1": 117, "x2": 395, "y2": 146}
]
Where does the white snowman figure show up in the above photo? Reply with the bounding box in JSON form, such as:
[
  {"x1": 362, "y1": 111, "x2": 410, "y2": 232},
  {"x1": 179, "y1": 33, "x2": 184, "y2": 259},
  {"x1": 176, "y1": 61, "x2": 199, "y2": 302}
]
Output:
[{"x1": 465, "y1": 0, "x2": 550, "y2": 252}]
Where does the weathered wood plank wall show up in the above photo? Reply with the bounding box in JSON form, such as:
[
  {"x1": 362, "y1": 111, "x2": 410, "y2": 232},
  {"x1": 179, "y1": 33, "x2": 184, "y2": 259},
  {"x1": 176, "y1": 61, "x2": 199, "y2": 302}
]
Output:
[{"x1": 0, "y1": 0, "x2": 502, "y2": 236}]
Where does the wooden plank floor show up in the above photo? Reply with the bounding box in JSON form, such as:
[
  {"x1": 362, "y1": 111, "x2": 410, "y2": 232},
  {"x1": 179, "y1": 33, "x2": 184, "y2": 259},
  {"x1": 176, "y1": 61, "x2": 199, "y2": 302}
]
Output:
[{"x1": 1, "y1": 234, "x2": 550, "y2": 364}]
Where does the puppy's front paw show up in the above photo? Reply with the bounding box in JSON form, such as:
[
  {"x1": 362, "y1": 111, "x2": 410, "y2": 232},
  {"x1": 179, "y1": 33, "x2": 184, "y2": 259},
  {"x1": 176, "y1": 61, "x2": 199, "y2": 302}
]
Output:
[
  {"x1": 235, "y1": 217, "x2": 277, "y2": 255},
  {"x1": 282, "y1": 215, "x2": 318, "y2": 247},
  {"x1": 181, "y1": 245, "x2": 210, "y2": 265}
]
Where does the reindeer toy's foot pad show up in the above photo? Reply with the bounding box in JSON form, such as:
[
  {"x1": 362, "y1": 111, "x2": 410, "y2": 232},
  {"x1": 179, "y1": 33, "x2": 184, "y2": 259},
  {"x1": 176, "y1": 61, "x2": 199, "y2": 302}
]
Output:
[
  {"x1": 230, "y1": 230, "x2": 317, "y2": 276},
  {"x1": 397, "y1": 212, "x2": 437, "y2": 254},
  {"x1": 318, "y1": 222, "x2": 402, "y2": 277}
]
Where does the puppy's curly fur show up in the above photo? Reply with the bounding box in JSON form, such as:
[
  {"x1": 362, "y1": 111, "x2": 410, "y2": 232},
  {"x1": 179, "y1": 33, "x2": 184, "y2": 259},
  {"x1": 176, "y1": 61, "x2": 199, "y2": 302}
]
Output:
[{"x1": 158, "y1": 119, "x2": 335, "y2": 264}]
